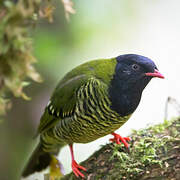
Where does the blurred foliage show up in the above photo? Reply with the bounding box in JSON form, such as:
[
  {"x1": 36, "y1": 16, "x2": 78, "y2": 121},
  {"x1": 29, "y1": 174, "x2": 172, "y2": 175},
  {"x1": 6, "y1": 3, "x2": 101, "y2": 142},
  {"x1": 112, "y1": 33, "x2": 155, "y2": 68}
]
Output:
[
  {"x1": 0, "y1": 0, "x2": 74, "y2": 116},
  {"x1": 0, "y1": 0, "x2": 42, "y2": 115}
]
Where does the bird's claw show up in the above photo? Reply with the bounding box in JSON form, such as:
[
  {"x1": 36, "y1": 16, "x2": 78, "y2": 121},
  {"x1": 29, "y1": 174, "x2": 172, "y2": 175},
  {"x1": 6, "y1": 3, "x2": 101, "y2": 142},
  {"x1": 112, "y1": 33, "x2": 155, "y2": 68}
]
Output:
[
  {"x1": 110, "y1": 133, "x2": 131, "y2": 149},
  {"x1": 72, "y1": 160, "x2": 87, "y2": 178}
]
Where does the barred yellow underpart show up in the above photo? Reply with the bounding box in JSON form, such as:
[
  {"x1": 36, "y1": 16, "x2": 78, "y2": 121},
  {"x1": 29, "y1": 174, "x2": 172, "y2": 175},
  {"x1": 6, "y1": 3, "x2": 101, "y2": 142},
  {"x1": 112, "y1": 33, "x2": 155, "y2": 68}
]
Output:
[{"x1": 41, "y1": 77, "x2": 131, "y2": 152}]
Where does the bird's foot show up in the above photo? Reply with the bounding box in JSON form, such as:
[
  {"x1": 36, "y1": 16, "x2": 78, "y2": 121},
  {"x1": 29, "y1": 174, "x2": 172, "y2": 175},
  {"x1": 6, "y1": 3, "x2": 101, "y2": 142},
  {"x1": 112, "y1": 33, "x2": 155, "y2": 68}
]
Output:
[
  {"x1": 110, "y1": 132, "x2": 131, "y2": 149},
  {"x1": 49, "y1": 155, "x2": 64, "y2": 179},
  {"x1": 72, "y1": 160, "x2": 87, "y2": 178}
]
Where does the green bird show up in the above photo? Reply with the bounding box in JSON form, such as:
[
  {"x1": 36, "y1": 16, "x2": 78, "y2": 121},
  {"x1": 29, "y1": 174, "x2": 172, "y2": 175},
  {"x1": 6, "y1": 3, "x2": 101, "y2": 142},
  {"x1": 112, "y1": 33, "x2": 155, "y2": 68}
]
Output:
[{"x1": 22, "y1": 54, "x2": 164, "y2": 178}]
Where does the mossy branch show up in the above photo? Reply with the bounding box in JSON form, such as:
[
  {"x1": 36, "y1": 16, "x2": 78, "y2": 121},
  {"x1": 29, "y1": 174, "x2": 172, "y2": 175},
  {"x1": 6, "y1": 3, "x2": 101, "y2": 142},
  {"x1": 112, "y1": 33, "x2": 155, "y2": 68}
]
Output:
[{"x1": 58, "y1": 118, "x2": 180, "y2": 180}]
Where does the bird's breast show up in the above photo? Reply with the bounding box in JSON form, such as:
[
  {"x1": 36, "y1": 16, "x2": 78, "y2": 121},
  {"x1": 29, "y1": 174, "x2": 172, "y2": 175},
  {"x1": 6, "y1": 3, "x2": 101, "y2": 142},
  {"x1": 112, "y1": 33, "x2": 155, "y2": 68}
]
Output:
[{"x1": 56, "y1": 94, "x2": 131, "y2": 144}]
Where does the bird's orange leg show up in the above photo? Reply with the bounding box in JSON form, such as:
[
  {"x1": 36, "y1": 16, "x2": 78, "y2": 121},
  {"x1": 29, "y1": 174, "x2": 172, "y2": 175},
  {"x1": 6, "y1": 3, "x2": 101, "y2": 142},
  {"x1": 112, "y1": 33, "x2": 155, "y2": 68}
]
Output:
[
  {"x1": 110, "y1": 132, "x2": 131, "y2": 149},
  {"x1": 69, "y1": 144, "x2": 87, "y2": 178}
]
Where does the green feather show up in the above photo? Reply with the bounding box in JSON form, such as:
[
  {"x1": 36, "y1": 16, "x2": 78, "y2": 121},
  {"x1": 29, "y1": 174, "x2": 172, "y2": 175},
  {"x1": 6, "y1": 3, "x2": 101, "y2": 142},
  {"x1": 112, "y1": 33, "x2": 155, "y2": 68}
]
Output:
[{"x1": 37, "y1": 58, "x2": 117, "y2": 135}]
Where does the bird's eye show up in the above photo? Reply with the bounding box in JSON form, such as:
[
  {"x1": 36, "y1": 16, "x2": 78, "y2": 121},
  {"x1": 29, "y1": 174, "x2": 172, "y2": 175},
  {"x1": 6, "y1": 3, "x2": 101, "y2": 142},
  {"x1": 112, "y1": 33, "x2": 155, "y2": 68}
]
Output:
[{"x1": 132, "y1": 64, "x2": 140, "y2": 71}]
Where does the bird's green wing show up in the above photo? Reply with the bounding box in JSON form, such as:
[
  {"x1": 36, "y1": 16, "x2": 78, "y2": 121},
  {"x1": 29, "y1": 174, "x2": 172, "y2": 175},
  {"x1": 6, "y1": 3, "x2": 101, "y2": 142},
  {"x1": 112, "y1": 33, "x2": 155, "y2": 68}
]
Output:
[
  {"x1": 37, "y1": 74, "x2": 89, "y2": 135},
  {"x1": 37, "y1": 58, "x2": 117, "y2": 135}
]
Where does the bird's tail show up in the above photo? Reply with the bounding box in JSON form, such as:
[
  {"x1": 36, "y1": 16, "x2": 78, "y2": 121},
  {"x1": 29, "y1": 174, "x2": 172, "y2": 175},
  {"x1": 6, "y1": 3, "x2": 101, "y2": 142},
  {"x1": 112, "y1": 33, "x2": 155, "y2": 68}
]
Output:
[{"x1": 22, "y1": 143, "x2": 53, "y2": 177}]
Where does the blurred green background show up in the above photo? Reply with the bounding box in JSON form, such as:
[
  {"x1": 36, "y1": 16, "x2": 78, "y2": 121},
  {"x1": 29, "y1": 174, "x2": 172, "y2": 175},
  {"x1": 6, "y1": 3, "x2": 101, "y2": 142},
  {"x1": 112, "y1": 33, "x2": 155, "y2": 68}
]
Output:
[{"x1": 1, "y1": 0, "x2": 180, "y2": 179}]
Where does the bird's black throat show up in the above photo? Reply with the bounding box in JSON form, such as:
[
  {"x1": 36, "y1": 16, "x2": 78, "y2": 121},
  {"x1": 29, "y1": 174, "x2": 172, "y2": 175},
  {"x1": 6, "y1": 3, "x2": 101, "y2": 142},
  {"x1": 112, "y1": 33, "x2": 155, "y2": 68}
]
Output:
[
  {"x1": 108, "y1": 78, "x2": 142, "y2": 116},
  {"x1": 108, "y1": 72, "x2": 151, "y2": 117}
]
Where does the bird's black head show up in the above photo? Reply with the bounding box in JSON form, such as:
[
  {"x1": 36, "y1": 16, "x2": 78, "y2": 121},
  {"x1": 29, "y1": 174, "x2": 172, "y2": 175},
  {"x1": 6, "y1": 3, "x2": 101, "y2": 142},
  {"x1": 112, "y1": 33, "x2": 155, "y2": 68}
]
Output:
[
  {"x1": 115, "y1": 54, "x2": 164, "y2": 90},
  {"x1": 109, "y1": 54, "x2": 164, "y2": 116}
]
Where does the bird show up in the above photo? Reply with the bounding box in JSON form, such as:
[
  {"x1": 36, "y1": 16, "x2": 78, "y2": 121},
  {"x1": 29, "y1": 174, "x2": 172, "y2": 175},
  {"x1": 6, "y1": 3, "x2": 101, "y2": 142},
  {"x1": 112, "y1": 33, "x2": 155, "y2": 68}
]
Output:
[{"x1": 22, "y1": 54, "x2": 164, "y2": 179}]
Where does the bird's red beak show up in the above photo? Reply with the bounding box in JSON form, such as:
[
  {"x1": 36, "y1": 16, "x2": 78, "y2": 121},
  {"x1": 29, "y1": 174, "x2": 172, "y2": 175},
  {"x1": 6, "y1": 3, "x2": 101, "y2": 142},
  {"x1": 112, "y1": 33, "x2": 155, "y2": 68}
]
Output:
[{"x1": 145, "y1": 69, "x2": 165, "y2": 79}]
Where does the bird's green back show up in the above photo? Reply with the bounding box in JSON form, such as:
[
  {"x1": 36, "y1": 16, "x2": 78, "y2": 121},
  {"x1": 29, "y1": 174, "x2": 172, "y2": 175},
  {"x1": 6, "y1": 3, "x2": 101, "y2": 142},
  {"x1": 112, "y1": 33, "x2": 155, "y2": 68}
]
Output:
[{"x1": 37, "y1": 58, "x2": 117, "y2": 134}]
